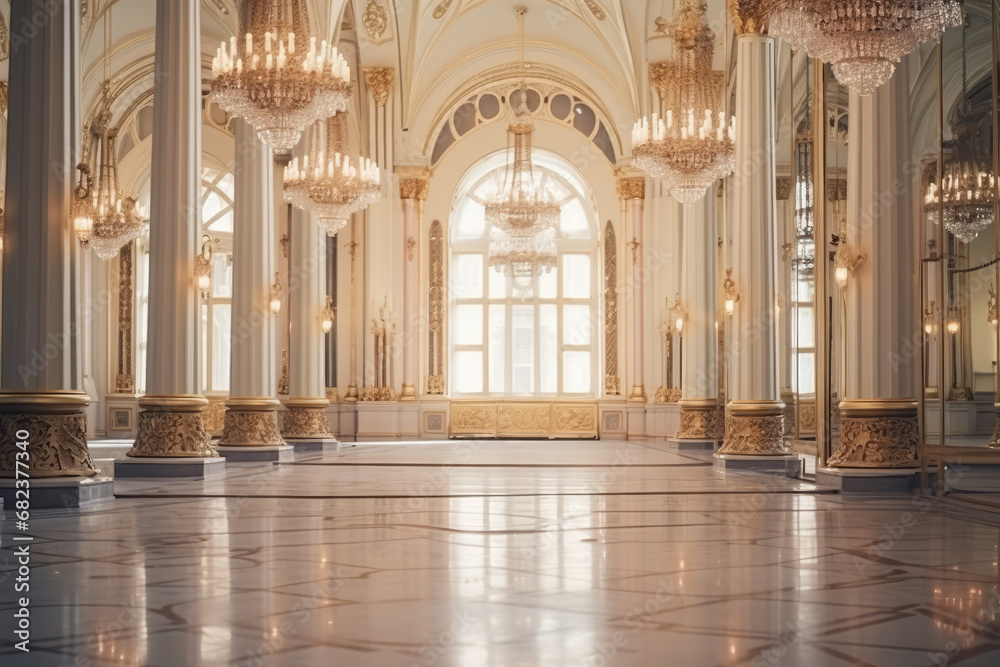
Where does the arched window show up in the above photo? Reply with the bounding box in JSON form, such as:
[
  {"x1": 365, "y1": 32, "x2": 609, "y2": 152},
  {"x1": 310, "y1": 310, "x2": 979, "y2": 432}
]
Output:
[
  {"x1": 199, "y1": 166, "x2": 235, "y2": 394},
  {"x1": 450, "y1": 150, "x2": 599, "y2": 396}
]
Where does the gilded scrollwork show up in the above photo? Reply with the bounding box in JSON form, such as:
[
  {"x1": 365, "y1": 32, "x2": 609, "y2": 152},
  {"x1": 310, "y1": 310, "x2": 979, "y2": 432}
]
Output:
[
  {"x1": 451, "y1": 404, "x2": 498, "y2": 435},
  {"x1": 362, "y1": 0, "x2": 388, "y2": 40},
  {"x1": 728, "y1": 0, "x2": 780, "y2": 35},
  {"x1": 552, "y1": 405, "x2": 598, "y2": 436},
  {"x1": 129, "y1": 411, "x2": 216, "y2": 458},
  {"x1": 115, "y1": 242, "x2": 135, "y2": 394},
  {"x1": 615, "y1": 176, "x2": 645, "y2": 201},
  {"x1": 498, "y1": 404, "x2": 551, "y2": 435},
  {"x1": 281, "y1": 407, "x2": 332, "y2": 439},
  {"x1": 363, "y1": 66, "x2": 395, "y2": 107},
  {"x1": 604, "y1": 220, "x2": 619, "y2": 395},
  {"x1": 428, "y1": 221, "x2": 445, "y2": 394},
  {"x1": 219, "y1": 410, "x2": 285, "y2": 447},
  {"x1": 718, "y1": 413, "x2": 788, "y2": 455},
  {"x1": 827, "y1": 416, "x2": 919, "y2": 468},
  {"x1": 677, "y1": 407, "x2": 724, "y2": 440},
  {"x1": 0, "y1": 412, "x2": 98, "y2": 477}
]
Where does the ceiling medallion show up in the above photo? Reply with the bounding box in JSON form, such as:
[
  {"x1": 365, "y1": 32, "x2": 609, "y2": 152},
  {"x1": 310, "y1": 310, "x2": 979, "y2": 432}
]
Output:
[
  {"x1": 632, "y1": 0, "x2": 735, "y2": 204},
  {"x1": 769, "y1": 1, "x2": 962, "y2": 95},
  {"x1": 283, "y1": 114, "x2": 383, "y2": 237},
  {"x1": 211, "y1": 0, "x2": 353, "y2": 153}
]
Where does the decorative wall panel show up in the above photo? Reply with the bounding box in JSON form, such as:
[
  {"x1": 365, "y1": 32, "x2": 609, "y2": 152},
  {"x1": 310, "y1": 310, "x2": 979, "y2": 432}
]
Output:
[
  {"x1": 450, "y1": 403, "x2": 497, "y2": 436},
  {"x1": 115, "y1": 241, "x2": 135, "y2": 393},
  {"x1": 604, "y1": 220, "x2": 619, "y2": 394},
  {"x1": 498, "y1": 404, "x2": 551, "y2": 436},
  {"x1": 427, "y1": 220, "x2": 445, "y2": 394},
  {"x1": 449, "y1": 402, "x2": 599, "y2": 439}
]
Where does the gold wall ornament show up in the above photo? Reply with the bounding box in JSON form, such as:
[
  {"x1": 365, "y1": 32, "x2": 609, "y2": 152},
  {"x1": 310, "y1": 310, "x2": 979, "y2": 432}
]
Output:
[
  {"x1": 399, "y1": 176, "x2": 429, "y2": 200},
  {"x1": 498, "y1": 404, "x2": 551, "y2": 436},
  {"x1": 360, "y1": 386, "x2": 396, "y2": 401},
  {"x1": 989, "y1": 284, "x2": 998, "y2": 327},
  {"x1": 219, "y1": 408, "x2": 286, "y2": 447},
  {"x1": 281, "y1": 405, "x2": 333, "y2": 438},
  {"x1": 451, "y1": 403, "x2": 498, "y2": 436},
  {"x1": 584, "y1": 1, "x2": 606, "y2": 21},
  {"x1": 202, "y1": 399, "x2": 228, "y2": 436},
  {"x1": 278, "y1": 335, "x2": 290, "y2": 395},
  {"x1": 406, "y1": 236, "x2": 416, "y2": 262},
  {"x1": 362, "y1": 0, "x2": 388, "y2": 40},
  {"x1": 432, "y1": 0, "x2": 454, "y2": 19},
  {"x1": 428, "y1": 220, "x2": 445, "y2": 394},
  {"x1": 775, "y1": 176, "x2": 791, "y2": 200},
  {"x1": 728, "y1": 0, "x2": 779, "y2": 35},
  {"x1": 449, "y1": 402, "x2": 598, "y2": 438},
  {"x1": 654, "y1": 386, "x2": 683, "y2": 403},
  {"x1": 0, "y1": 10, "x2": 8, "y2": 62},
  {"x1": 0, "y1": 82, "x2": 8, "y2": 113},
  {"x1": 280, "y1": 234, "x2": 289, "y2": 258},
  {"x1": 363, "y1": 66, "x2": 395, "y2": 107},
  {"x1": 826, "y1": 400, "x2": 919, "y2": 467},
  {"x1": 115, "y1": 242, "x2": 135, "y2": 394},
  {"x1": 627, "y1": 237, "x2": 640, "y2": 266},
  {"x1": 615, "y1": 176, "x2": 646, "y2": 200},
  {"x1": 666, "y1": 293, "x2": 687, "y2": 336},
  {"x1": 604, "y1": 220, "x2": 620, "y2": 394},
  {"x1": 0, "y1": 411, "x2": 98, "y2": 477},
  {"x1": 552, "y1": 404, "x2": 598, "y2": 437}
]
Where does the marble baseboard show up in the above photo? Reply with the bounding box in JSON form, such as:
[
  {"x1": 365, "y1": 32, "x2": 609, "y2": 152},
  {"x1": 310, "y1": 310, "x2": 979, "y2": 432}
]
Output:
[
  {"x1": 816, "y1": 466, "x2": 924, "y2": 492},
  {"x1": 0, "y1": 476, "x2": 114, "y2": 508},
  {"x1": 115, "y1": 457, "x2": 226, "y2": 479},
  {"x1": 667, "y1": 437, "x2": 720, "y2": 451},
  {"x1": 287, "y1": 438, "x2": 340, "y2": 454},
  {"x1": 215, "y1": 445, "x2": 295, "y2": 463},
  {"x1": 714, "y1": 453, "x2": 802, "y2": 477}
]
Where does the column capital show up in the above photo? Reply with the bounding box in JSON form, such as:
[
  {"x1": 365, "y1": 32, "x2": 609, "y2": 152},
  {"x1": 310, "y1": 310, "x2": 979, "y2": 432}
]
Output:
[
  {"x1": 728, "y1": 0, "x2": 778, "y2": 35},
  {"x1": 363, "y1": 66, "x2": 395, "y2": 107},
  {"x1": 615, "y1": 174, "x2": 645, "y2": 201},
  {"x1": 399, "y1": 176, "x2": 430, "y2": 200}
]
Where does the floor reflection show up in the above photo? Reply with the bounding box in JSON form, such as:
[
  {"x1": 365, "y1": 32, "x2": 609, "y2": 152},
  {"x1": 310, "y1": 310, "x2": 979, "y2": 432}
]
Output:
[{"x1": 1, "y1": 440, "x2": 1000, "y2": 666}]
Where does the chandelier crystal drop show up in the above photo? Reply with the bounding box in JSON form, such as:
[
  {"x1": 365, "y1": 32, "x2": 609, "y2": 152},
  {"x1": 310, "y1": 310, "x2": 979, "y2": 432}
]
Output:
[
  {"x1": 925, "y1": 166, "x2": 995, "y2": 244},
  {"x1": 211, "y1": 0, "x2": 352, "y2": 153},
  {"x1": 632, "y1": 0, "x2": 734, "y2": 203},
  {"x1": 769, "y1": 1, "x2": 963, "y2": 95},
  {"x1": 283, "y1": 115, "x2": 383, "y2": 236}
]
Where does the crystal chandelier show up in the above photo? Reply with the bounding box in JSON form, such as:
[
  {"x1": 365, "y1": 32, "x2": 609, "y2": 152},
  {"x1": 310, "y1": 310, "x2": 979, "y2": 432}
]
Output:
[
  {"x1": 769, "y1": 1, "x2": 962, "y2": 95},
  {"x1": 632, "y1": 0, "x2": 734, "y2": 204},
  {"x1": 486, "y1": 118, "x2": 560, "y2": 297},
  {"x1": 211, "y1": 0, "x2": 352, "y2": 152},
  {"x1": 283, "y1": 114, "x2": 382, "y2": 236},
  {"x1": 485, "y1": 8, "x2": 561, "y2": 297},
  {"x1": 922, "y1": 23, "x2": 994, "y2": 244},
  {"x1": 72, "y1": 11, "x2": 145, "y2": 260}
]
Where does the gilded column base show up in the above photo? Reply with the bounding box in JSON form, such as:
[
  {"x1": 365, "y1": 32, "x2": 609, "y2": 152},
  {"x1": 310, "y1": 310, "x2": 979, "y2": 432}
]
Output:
[
  {"x1": 827, "y1": 399, "x2": 919, "y2": 468},
  {"x1": 281, "y1": 398, "x2": 332, "y2": 439},
  {"x1": 676, "y1": 399, "x2": 723, "y2": 440},
  {"x1": 718, "y1": 400, "x2": 788, "y2": 455},
  {"x1": 628, "y1": 385, "x2": 646, "y2": 403},
  {"x1": 217, "y1": 398, "x2": 286, "y2": 447},
  {"x1": 128, "y1": 395, "x2": 217, "y2": 458},
  {"x1": 780, "y1": 388, "x2": 795, "y2": 436},
  {"x1": 344, "y1": 385, "x2": 359, "y2": 402},
  {"x1": 400, "y1": 383, "x2": 417, "y2": 402},
  {"x1": 0, "y1": 391, "x2": 98, "y2": 477}
]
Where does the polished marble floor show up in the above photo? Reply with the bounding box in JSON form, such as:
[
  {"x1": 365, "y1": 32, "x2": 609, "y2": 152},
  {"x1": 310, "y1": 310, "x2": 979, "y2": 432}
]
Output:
[{"x1": 3, "y1": 440, "x2": 1000, "y2": 666}]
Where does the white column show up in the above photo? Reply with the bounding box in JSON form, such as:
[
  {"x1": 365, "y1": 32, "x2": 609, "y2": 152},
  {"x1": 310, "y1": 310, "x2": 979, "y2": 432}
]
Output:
[
  {"x1": 282, "y1": 133, "x2": 333, "y2": 439},
  {"x1": 128, "y1": 0, "x2": 214, "y2": 458},
  {"x1": 0, "y1": 0, "x2": 97, "y2": 476},
  {"x1": 719, "y1": 32, "x2": 786, "y2": 456},
  {"x1": 399, "y1": 177, "x2": 427, "y2": 400},
  {"x1": 830, "y1": 62, "x2": 918, "y2": 467},
  {"x1": 618, "y1": 176, "x2": 647, "y2": 402},
  {"x1": 218, "y1": 121, "x2": 284, "y2": 446},
  {"x1": 677, "y1": 195, "x2": 722, "y2": 439}
]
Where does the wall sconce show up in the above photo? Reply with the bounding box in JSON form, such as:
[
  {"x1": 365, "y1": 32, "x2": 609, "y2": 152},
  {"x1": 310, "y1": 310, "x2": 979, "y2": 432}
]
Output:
[
  {"x1": 923, "y1": 300, "x2": 939, "y2": 340},
  {"x1": 833, "y1": 235, "x2": 867, "y2": 289},
  {"x1": 321, "y1": 295, "x2": 336, "y2": 333},
  {"x1": 72, "y1": 164, "x2": 94, "y2": 248},
  {"x1": 194, "y1": 235, "x2": 217, "y2": 297},
  {"x1": 667, "y1": 293, "x2": 687, "y2": 337},
  {"x1": 989, "y1": 283, "x2": 997, "y2": 327},
  {"x1": 269, "y1": 273, "x2": 282, "y2": 316},
  {"x1": 946, "y1": 307, "x2": 961, "y2": 336},
  {"x1": 723, "y1": 268, "x2": 740, "y2": 317}
]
